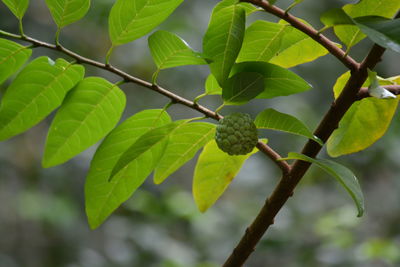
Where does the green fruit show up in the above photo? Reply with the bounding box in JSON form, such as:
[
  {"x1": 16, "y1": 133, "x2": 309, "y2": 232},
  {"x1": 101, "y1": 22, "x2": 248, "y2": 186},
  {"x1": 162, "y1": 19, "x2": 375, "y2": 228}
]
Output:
[{"x1": 215, "y1": 112, "x2": 258, "y2": 155}]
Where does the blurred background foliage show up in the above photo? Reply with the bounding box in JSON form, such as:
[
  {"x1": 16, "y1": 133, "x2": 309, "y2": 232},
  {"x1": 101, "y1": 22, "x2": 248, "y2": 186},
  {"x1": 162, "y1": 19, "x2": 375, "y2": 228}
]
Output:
[{"x1": 1, "y1": 0, "x2": 400, "y2": 266}]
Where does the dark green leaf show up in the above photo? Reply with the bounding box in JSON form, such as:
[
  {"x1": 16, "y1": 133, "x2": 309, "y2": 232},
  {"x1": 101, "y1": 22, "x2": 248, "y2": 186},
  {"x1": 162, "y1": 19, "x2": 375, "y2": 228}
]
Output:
[
  {"x1": 109, "y1": 0, "x2": 183, "y2": 46},
  {"x1": 43, "y1": 77, "x2": 126, "y2": 168},
  {"x1": 255, "y1": 108, "x2": 323, "y2": 145},
  {"x1": 223, "y1": 72, "x2": 264, "y2": 105},
  {"x1": 354, "y1": 16, "x2": 400, "y2": 53},
  {"x1": 334, "y1": 0, "x2": 400, "y2": 49},
  {"x1": 231, "y1": 62, "x2": 312, "y2": 98},
  {"x1": 45, "y1": 0, "x2": 91, "y2": 28},
  {"x1": 154, "y1": 122, "x2": 216, "y2": 184},
  {"x1": 0, "y1": 38, "x2": 31, "y2": 85},
  {"x1": 203, "y1": 2, "x2": 245, "y2": 85},
  {"x1": 0, "y1": 57, "x2": 85, "y2": 141},
  {"x1": 148, "y1": 30, "x2": 206, "y2": 70},
  {"x1": 281, "y1": 152, "x2": 364, "y2": 217},
  {"x1": 85, "y1": 109, "x2": 171, "y2": 229}
]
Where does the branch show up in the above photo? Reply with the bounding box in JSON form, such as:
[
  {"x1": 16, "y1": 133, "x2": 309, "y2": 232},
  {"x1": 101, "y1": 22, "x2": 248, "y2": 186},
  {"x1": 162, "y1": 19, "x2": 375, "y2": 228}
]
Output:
[
  {"x1": 0, "y1": 30, "x2": 290, "y2": 173},
  {"x1": 242, "y1": 0, "x2": 359, "y2": 71},
  {"x1": 223, "y1": 43, "x2": 387, "y2": 266}
]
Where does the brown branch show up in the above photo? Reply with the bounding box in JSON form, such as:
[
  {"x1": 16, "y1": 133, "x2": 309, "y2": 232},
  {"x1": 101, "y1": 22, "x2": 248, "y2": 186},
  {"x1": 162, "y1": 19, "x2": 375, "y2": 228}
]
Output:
[
  {"x1": 0, "y1": 30, "x2": 290, "y2": 173},
  {"x1": 257, "y1": 141, "x2": 291, "y2": 174},
  {"x1": 223, "y1": 43, "x2": 387, "y2": 266},
  {"x1": 242, "y1": 0, "x2": 359, "y2": 71}
]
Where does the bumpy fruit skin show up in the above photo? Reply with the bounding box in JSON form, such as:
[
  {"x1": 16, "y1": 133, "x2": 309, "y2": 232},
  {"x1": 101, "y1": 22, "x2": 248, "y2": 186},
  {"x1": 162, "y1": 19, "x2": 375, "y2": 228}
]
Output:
[{"x1": 215, "y1": 113, "x2": 258, "y2": 155}]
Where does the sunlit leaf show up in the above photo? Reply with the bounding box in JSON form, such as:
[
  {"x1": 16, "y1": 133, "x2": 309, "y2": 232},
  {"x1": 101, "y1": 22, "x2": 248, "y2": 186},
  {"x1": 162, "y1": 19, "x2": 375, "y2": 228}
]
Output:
[
  {"x1": 327, "y1": 97, "x2": 399, "y2": 157},
  {"x1": 333, "y1": 70, "x2": 392, "y2": 99},
  {"x1": 0, "y1": 38, "x2": 31, "y2": 85},
  {"x1": 237, "y1": 20, "x2": 288, "y2": 62},
  {"x1": 85, "y1": 109, "x2": 171, "y2": 229},
  {"x1": 334, "y1": 0, "x2": 400, "y2": 49},
  {"x1": 255, "y1": 108, "x2": 322, "y2": 145},
  {"x1": 281, "y1": 152, "x2": 364, "y2": 217},
  {"x1": 193, "y1": 139, "x2": 261, "y2": 212},
  {"x1": 44, "y1": 0, "x2": 91, "y2": 28},
  {"x1": 2, "y1": 0, "x2": 29, "y2": 19},
  {"x1": 109, "y1": 0, "x2": 183, "y2": 46},
  {"x1": 320, "y1": 8, "x2": 354, "y2": 28},
  {"x1": 222, "y1": 72, "x2": 264, "y2": 105},
  {"x1": 154, "y1": 122, "x2": 216, "y2": 184},
  {"x1": 148, "y1": 30, "x2": 206, "y2": 70},
  {"x1": 111, "y1": 121, "x2": 184, "y2": 179},
  {"x1": 205, "y1": 74, "x2": 222, "y2": 95},
  {"x1": 269, "y1": 20, "x2": 329, "y2": 68},
  {"x1": 203, "y1": 2, "x2": 245, "y2": 85},
  {"x1": 0, "y1": 57, "x2": 84, "y2": 141},
  {"x1": 214, "y1": 0, "x2": 259, "y2": 15},
  {"x1": 231, "y1": 62, "x2": 311, "y2": 98},
  {"x1": 43, "y1": 77, "x2": 126, "y2": 168}
]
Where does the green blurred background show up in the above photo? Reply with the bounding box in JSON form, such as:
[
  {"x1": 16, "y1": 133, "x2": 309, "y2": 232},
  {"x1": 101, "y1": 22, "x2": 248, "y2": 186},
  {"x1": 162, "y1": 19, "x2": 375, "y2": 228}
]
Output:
[{"x1": 1, "y1": 0, "x2": 400, "y2": 266}]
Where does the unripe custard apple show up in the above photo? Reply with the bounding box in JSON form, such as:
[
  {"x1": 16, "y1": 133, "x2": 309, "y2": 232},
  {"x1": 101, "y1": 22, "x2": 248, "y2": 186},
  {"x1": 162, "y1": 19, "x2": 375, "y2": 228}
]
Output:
[{"x1": 215, "y1": 112, "x2": 258, "y2": 155}]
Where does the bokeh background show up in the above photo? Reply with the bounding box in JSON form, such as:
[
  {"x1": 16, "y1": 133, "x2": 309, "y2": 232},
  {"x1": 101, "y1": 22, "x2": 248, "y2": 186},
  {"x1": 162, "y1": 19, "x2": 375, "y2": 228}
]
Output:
[{"x1": 1, "y1": 0, "x2": 400, "y2": 266}]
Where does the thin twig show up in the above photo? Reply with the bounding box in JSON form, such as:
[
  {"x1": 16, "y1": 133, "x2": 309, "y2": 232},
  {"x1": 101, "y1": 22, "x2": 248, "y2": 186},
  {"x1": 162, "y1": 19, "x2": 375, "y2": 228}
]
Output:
[
  {"x1": 242, "y1": 0, "x2": 359, "y2": 71},
  {"x1": 0, "y1": 30, "x2": 290, "y2": 172}
]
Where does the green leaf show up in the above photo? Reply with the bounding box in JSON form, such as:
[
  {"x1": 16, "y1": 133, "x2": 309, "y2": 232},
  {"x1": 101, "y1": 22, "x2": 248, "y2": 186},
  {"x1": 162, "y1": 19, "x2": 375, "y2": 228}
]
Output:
[
  {"x1": 327, "y1": 97, "x2": 399, "y2": 157},
  {"x1": 111, "y1": 121, "x2": 184, "y2": 179},
  {"x1": 354, "y1": 16, "x2": 400, "y2": 54},
  {"x1": 231, "y1": 62, "x2": 311, "y2": 98},
  {"x1": 2, "y1": 0, "x2": 29, "y2": 19},
  {"x1": 148, "y1": 30, "x2": 206, "y2": 70},
  {"x1": 222, "y1": 72, "x2": 264, "y2": 105},
  {"x1": 0, "y1": 57, "x2": 85, "y2": 141},
  {"x1": 281, "y1": 152, "x2": 364, "y2": 217},
  {"x1": 333, "y1": 71, "x2": 351, "y2": 99},
  {"x1": 213, "y1": 0, "x2": 259, "y2": 15},
  {"x1": 255, "y1": 108, "x2": 323, "y2": 145},
  {"x1": 108, "y1": 0, "x2": 183, "y2": 46},
  {"x1": 85, "y1": 109, "x2": 171, "y2": 229},
  {"x1": 153, "y1": 122, "x2": 216, "y2": 184},
  {"x1": 334, "y1": 0, "x2": 400, "y2": 49},
  {"x1": 237, "y1": 20, "x2": 288, "y2": 63},
  {"x1": 43, "y1": 77, "x2": 126, "y2": 168},
  {"x1": 333, "y1": 71, "x2": 369, "y2": 99},
  {"x1": 193, "y1": 139, "x2": 261, "y2": 212},
  {"x1": 320, "y1": 8, "x2": 355, "y2": 28},
  {"x1": 44, "y1": 0, "x2": 91, "y2": 28},
  {"x1": 205, "y1": 74, "x2": 222, "y2": 95},
  {"x1": 203, "y1": 2, "x2": 245, "y2": 85},
  {"x1": 0, "y1": 38, "x2": 32, "y2": 85},
  {"x1": 333, "y1": 70, "x2": 393, "y2": 99},
  {"x1": 269, "y1": 21, "x2": 329, "y2": 68}
]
